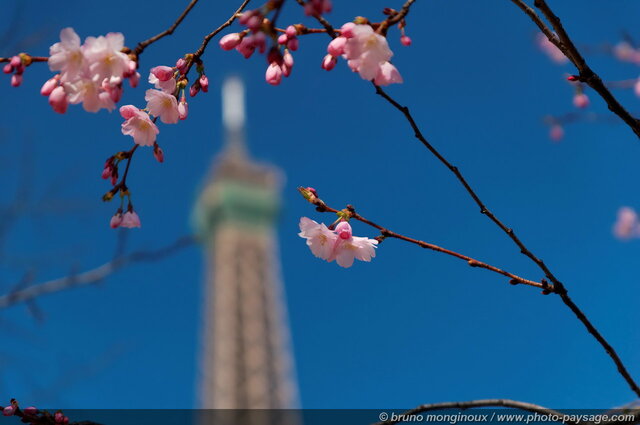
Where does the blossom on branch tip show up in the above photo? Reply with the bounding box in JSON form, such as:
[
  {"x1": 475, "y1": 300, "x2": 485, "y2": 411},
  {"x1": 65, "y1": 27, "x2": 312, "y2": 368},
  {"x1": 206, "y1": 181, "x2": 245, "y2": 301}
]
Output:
[
  {"x1": 374, "y1": 61, "x2": 403, "y2": 86},
  {"x1": 120, "y1": 105, "x2": 159, "y2": 146},
  {"x1": 2, "y1": 406, "x2": 15, "y2": 416},
  {"x1": 400, "y1": 35, "x2": 412, "y2": 46},
  {"x1": 298, "y1": 217, "x2": 378, "y2": 268},
  {"x1": 148, "y1": 71, "x2": 176, "y2": 94},
  {"x1": 145, "y1": 89, "x2": 179, "y2": 124},
  {"x1": 266, "y1": 62, "x2": 283, "y2": 85},
  {"x1": 220, "y1": 33, "x2": 243, "y2": 50},
  {"x1": 121, "y1": 210, "x2": 141, "y2": 228}
]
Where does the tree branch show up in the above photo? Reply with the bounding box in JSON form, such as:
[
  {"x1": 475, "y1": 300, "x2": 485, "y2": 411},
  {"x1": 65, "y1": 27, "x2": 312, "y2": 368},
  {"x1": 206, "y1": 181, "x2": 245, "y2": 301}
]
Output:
[
  {"x1": 302, "y1": 191, "x2": 549, "y2": 291},
  {"x1": 0, "y1": 235, "x2": 195, "y2": 310},
  {"x1": 133, "y1": 0, "x2": 201, "y2": 56},
  {"x1": 510, "y1": 0, "x2": 640, "y2": 139},
  {"x1": 373, "y1": 399, "x2": 586, "y2": 425},
  {"x1": 298, "y1": 3, "x2": 640, "y2": 399}
]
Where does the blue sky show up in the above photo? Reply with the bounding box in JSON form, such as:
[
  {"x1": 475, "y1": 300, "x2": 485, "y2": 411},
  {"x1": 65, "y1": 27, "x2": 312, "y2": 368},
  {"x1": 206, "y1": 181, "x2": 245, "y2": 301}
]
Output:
[{"x1": 1, "y1": 0, "x2": 640, "y2": 412}]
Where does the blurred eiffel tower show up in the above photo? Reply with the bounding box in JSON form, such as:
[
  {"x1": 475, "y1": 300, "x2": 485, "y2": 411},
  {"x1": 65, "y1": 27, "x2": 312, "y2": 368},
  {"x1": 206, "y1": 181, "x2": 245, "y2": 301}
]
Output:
[{"x1": 193, "y1": 77, "x2": 299, "y2": 422}]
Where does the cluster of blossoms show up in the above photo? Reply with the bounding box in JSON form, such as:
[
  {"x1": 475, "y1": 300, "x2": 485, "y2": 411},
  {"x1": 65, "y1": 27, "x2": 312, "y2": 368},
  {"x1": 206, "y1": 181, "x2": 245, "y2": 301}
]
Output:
[
  {"x1": 298, "y1": 217, "x2": 378, "y2": 268},
  {"x1": 2, "y1": 54, "x2": 31, "y2": 87},
  {"x1": 613, "y1": 207, "x2": 640, "y2": 240},
  {"x1": 219, "y1": 6, "x2": 298, "y2": 86},
  {"x1": 2, "y1": 400, "x2": 70, "y2": 425},
  {"x1": 323, "y1": 22, "x2": 403, "y2": 85},
  {"x1": 40, "y1": 28, "x2": 139, "y2": 114}
]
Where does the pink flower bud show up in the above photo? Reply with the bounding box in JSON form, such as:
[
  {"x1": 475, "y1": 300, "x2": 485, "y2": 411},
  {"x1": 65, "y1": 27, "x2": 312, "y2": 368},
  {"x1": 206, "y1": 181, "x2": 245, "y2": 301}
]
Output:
[
  {"x1": 253, "y1": 32, "x2": 267, "y2": 54},
  {"x1": 549, "y1": 124, "x2": 564, "y2": 142},
  {"x1": 341, "y1": 22, "x2": 356, "y2": 38},
  {"x1": 110, "y1": 213, "x2": 123, "y2": 228},
  {"x1": 220, "y1": 33, "x2": 243, "y2": 50},
  {"x1": 3, "y1": 406, "x2": 15, "y2": 416},
  {"x1": 41, "y1": 76, "x2": 59, "y2": 96},
  {"x1": 120, "y1": 104, "x2": 139, "y2": 119},
  {"x1": 49, "y1": 86, "x2": 68, "y2": 114},
  {"x1": 176, "y1": 58, "x2": 188, "y2": 73},
  {"x1": 287, "y1": 37, "x2": 299, "y2": 51},
  {"x1": 327, "y1": 36, "x2": 347, "y2": 57},
  {"x1": 190, "y1": 83, "x2": 200, "y2": 97},
  {"x1": 2, "y1": 64, "x2": 12, "y2": 74},
  {"x1": 102, "y1": 165, "x2": 113, "y2": 179},
  {"x1": 129, "y1": 72, "x2": 140, "y2": 88},
  {"x1": 283, "y1": 50, "x2": 294, "y2": 69},
  {"x1": 238, "y1": 10, "x2": 255, "y2": 26},
  {"x1": 265, "y1": 62, "x2": 283, "y2": 86},
  {"x1": 246, "y1": 15, "x2": 262, "y2": 31},
  {"x1": 199, "y1": 75, "x2": 209, "y2": 92},
  {"x1": 286, "y1": 25, "x2": 298, "y2": 38},
  {"x1": 10, "y1": 56, "x2": 21, "y2": 67},
  {"x1": 335, "y1": 221, "x2": 352, "y2": 240},
  {"x1": 10, "y1": 73, "x2": 22, "y2": 87},
  {"x1": 150, "y1": 65, "x2": 174, "y2": 82},
  {"x1": 121, "y1": 211, "x2": 141, "y2": 228},
  {"x1": 23, "y1": 407, "x2": 38, "y2": 416},
  {"x1": 400, "y1": 35, "x2": 412, "y2": 46},
  {"x1": 321, "y1": 54, "x2": 337, "y2": 71},
  {"x1": 236, "y1": 36, "x2": 256, "y2": 59},
  {"x1": 124, "y1": 60, "x2": 137, "y2": 77},
  {"x1": 178, "y1": 97, "x2": 188, "y2": 120},
  {"x1": 277, "y1": 34, "x2": 288, "y2": 45},
  {"x1": 54, "y1": 412, "x2": 64, "y2": 423},
  {"x1": 154, "y1": 145, "x2": 164, "y2": 163},
  {"x1": 573, "y1": 92, "x2": 589, "y2": 109}
]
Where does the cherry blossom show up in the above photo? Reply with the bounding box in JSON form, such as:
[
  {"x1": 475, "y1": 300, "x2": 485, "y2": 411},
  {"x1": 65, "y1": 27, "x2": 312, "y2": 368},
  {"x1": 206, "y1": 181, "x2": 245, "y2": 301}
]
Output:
[
  {"x1": 145, "y1": 89, "x2": 179, "y2": 124},
  {"x1": 298, "y1": 217, "x2": 378, "y2": 268},
  {"x1": 613, "y1": 207, "x2": 640, "y2": 240},
  {"x1": 298, "y1": 217, "x2": 338, "y2": 261},
  {"x1": 121, "y1": 210, "x2": 142, "y2": 228},
  {"x1": 82, "y1": 32, "x2": 130, "y2": 82},
  {"x1": 572, "y1": 92, "x2": 589, "y2": 109},
  {"x1": 120, "y1": 105, "x2": 159, "y2": 146},
  {"x1": 49, "y1": 28, "x2": 85, "y2": 81},
  {"x1": 326, "y1": 23, "x2": 402, "y2": 85}
]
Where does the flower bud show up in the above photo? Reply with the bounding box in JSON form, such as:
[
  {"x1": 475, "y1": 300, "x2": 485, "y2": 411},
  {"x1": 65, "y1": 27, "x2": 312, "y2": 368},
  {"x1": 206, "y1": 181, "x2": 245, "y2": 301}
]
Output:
[
  {"x1": 400, "y1": 35, "x2": 412, "y2": 46},
  {"x1": 321, "y1": 54, "x2": 337, "y2": 71},
  {"x1": 286, "y1": 25, "x2": 298, "y2": 38},
  {"x1": 3, "y1": 406, "x2": 15, "y2": 416},
  {"x1": 49, "y1": 86, "x2": 68, "y2": 114},
  {"x1": 150, "y1": 65, "x2": 174, "y2": 81},
  {"x1": 110, "y1": 213, "x2": 123, "y2": 228},
  {"x1": 41, "y1": 76, "x2": 59, "y2": 96},
  {"x1": 287, "y1": 37, "x2": 299, "y2": 51},
  {"x1": 220, "y1": 33, "x2": 243, "y2": 50},
  {"x1": 265, "y1": 62, "x2": 283, "y2": 86},
  {"x1": 328, "y1": 36, "x2": 347, "y2": 57},
  {"x1": 199, "y1": 75, "x2": 209, "y2": 92},
  {"x1": 10, "y1": 74, "x2": 22, "y2": 87}
]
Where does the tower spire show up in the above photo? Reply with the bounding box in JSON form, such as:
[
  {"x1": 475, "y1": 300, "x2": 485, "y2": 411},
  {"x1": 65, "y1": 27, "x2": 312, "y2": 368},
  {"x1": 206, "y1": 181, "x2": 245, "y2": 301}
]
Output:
[{"x1": 222, "y1": 76, "x2": 247, "y2": 158}]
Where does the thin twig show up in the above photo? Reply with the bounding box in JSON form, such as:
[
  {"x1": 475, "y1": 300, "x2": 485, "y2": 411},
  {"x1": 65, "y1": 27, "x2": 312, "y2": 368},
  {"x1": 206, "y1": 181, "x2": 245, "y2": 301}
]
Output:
[
  {"x1": 0, "y1": 56, "x2": 47, "y2": 63},
  {"x1": 304, "y1": 193, "x2": 547, "y2": 290},
  {"x1": 0, "y1": 235, "x2": 195, "y2": 309},
  {"x1": 133, "y1": 0, "x2": 201, "y2": 56},
  {"x1": 372, "y1": 399, "x2": 585, "y2": 425},
  {"x1": 510, "y1": 0, "x2": 640, "y2": 139},
  {"x1": 184, "y1": 0, "x2": 252, "y2": 74}
]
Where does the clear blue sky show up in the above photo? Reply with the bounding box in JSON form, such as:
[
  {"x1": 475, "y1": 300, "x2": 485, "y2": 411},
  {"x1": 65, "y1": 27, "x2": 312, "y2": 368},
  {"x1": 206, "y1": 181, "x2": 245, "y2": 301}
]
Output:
[{"x1": 1, "y1": 0, "x2": 640, "y2": 411}]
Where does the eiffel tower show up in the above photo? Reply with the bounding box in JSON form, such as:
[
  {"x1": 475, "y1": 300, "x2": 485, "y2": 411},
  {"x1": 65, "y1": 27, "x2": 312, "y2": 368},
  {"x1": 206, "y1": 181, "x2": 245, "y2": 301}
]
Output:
[{"x1": 193, "y1": 77, "x2": 299, "y2": 416}]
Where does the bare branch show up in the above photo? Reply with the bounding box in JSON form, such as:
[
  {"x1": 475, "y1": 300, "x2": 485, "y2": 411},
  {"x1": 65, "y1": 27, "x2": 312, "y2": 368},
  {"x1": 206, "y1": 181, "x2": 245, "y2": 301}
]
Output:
[
  {"x1": 0, "y1": 235, "x2": 195, "y2": 310},
  {"x1": 511, "y1": 0, "x2": 640, "y2": 140},
  {"x1": 373, "y1": 399, "x2": 585, "y2": 425},
  {"x1": 133, "y1": 0, "x2": 201, "y2": 56}
]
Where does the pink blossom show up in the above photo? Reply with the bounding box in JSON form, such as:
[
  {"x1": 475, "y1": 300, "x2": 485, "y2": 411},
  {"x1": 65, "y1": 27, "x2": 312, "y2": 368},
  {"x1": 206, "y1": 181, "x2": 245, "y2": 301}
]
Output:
[
  {"x1": 340, "y1": 22, "x2": 356, "y2": 39},
  {"x1": 176, "y1": 58, "x2": 188, "y2": 74},
  {"x1": 298, "y1": 217, "x2": 338, "y2": 260},
  {"x1": 327, "y1": 36, "x2": 347, "y2": 57},
  {"x1": 287, "y1": 37, "x2": 299, "y2": 51},
  {"x1": 374, "y1": 61, "x2": 403, "y2": 86},
  {"x1": 110, "y1": 213, "x2": 123, "y2": 228},
  {"x1": 148, "y1": 71, "x2": 176, "y2": 94},
  {"x1": 265, "y1": 62, "x2": 283, "y2": 86},
  {"x1": 145, "y1": 89, "x2": 179, "y2": 124},
  {"x1": 82, "y1": 32, "x2": 130, "y2": 82},
  {"x1": 150, "y1": 65, "x2": 174, "y2": 81},
  {"x1": 41, "y1": 76, "x2": 60, "y2": 96},
  {"x1": 121, "y1": 211, "x2": 141, "y2": 228},
  {"x1": 236, "y1": 36, "x2": 256, "y2": 59},
  {"x1": 190, "y1": 83, "x2": 200, "y2": 97},
  {"x1": 341, "y1": 24, "x2": 396, "y2": 82},
  {"x1": 614, "y1": 207, "x2": 640, "y2": 240},
  {"x1": 178, "y1": 96, "x2": 188, "y2": 120},
  {"x1": 120, "y1": 106, "x2": 159, "y2": 146},
  {"x1": 278, "y1": 34, "x2": 289, "y2": 45},
  {"x1": 10, "y1": 74, "x2": 22, "y2": 87},
  {"x1": 48, "y1": 86, "x2": 69, "y2": 114},
  {"x1": 299, "y1": 218, "x2": 378, "y2": 268},
  {"x1": 220, "y1": 33, "x2": 243, "y2": 50},
  {"x1": 3, "y1": 64, "x2": 12, "y2": 74},
  {"x1": 549, "y1": 124, "x2": 564, "y2": 142},
  {"x1": 286, "y1": 26, "x2": 298, "y2": 38},
  {"x1": 65, "y1": 77, "x2": 115, "y2": 112},
  {"x1": 573, "y1": 92, "x2": 589, "y2": 109},
  {"x1": 199, "y1": 75, "x2": 209, "y2": 92},
  {"x1": 536, "y1": 33, "x2": 568, "y2": 64},
  {"x1": 3, "y1": 406, "x2": 15, "y2": 417},
  {"x1": 49, "y1": 28, "x2": 85, "y2": 81},
  {"x1": 400, "y1": 35, "x2": 412, "y2": 46},
  {"x1": 321, "y1": 54, "x2": 337, "y2": 71}
]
